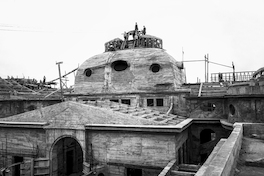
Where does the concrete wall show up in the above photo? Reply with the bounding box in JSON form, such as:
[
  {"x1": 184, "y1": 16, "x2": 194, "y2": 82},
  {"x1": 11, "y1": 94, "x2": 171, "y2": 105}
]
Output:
[
  {"x1": 86, "y1": 130, "x2": 188, "y2": 176},
  {"x1": 227, "y1": 98, "x2": 264, "y2": 123},
  {"x1": 172, "y1": 93, "x2": 189, "y2": 116},
  {"x1": 225, "y1": 79, "x2": 264, "y2": 123},
  {"x1": 0, "y1": 127, "x2": 46, "y2": 176},
  {"x1": 243, "y1": 123, "x2": 264, "y2": 137},
  {"x1": 186, "y1": 96, "x2": 264, "y2": 124},
  {"x1": 187, "y1": 98, "x2": 227, "y2": 119},
  {"x1": 0, "y1": 127, "x2": 46, "y2": 159},
  {"x1": 227, "y1": 79, "x2": 264, "y2": 95}
]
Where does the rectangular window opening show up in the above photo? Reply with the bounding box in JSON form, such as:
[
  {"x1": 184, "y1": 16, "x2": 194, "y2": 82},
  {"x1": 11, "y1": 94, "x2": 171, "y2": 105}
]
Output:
[
  {"x1": 127, "y1": 168, "x2": 142, "y2": 176},
  {"x1": 13, "y1": 156, "x2": 24, "y2": 176},
  {"x1": 156, "y1": 98, "x2": 164, "y2": 106},
  {"x1": 87, "y1": 99, "x2": 96, "y2": 101},
  {"x1": 147, "y1": 99, "x2": 154, "y2": 106},
  {"x1": 121, "y1": 99, "x2": 131, "y2": 105},
  {"x1": 110, "y1": 99, "x2": 119, "y2": 103}
]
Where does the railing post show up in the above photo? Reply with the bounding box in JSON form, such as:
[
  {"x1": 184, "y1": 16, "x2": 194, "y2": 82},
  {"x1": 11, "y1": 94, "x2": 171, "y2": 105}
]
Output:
[{"x1": 30, "y1": 158, "x2": 34, "y2": 176}]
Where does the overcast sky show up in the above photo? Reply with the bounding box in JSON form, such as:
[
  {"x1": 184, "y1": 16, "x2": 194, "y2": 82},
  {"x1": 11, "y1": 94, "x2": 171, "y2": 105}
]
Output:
[{"x1": 0, "y1": 0, "x2": 264, "y2": 86}]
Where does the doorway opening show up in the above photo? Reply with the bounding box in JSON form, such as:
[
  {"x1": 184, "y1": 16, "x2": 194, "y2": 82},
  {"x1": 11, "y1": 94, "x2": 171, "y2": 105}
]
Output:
[
  {"x1": 200, "y1": 129, "x2": 216, "y2": 144},
  {"x1": 127, "y1": 168, "x2": 142, "y2": 176},
  {"x1": 12, "y1": 156, "x2": 23, "y2": 176},
  {"x1": 51, "y1": 137, "x2": 83, "y2": 176},
  {"x1": 200, "y1": 129, "x2": 216, "y2": 163}
]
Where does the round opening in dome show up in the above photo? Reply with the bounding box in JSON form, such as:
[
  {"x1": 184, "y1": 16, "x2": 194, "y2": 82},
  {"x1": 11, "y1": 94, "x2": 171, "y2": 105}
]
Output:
[
  {"x1": 150, "y1": 64, "x2": 161, "y2": 73},
  {"x1": 111, "y1": 60, "x2": 129, "y2": 71},
  {"x1": 84, "y1": 68, "x2": 92, "y2": 77}
]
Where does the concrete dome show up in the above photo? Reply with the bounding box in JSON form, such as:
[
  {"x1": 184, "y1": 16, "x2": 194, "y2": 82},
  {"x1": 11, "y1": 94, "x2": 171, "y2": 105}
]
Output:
[{"x1": 74, "y1": 48, "x2": 185, "y2": 94}]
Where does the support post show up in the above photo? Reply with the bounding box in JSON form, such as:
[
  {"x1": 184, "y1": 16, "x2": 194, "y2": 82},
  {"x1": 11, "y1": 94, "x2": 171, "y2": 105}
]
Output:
[
  {"x1": 205, "y1": 55, "x2": 207, "y2": 82},
  {"x1": 56, "y1": 62, "x2": 64, "y2": 101},
  {"x1": 232, "y1": 62, "x2": 235, "y2": 82},
  {"x1": 204, "y1": 54, "x2": 209, "y2": 83},
  {"x1": 30, "y1": 158, "x2": 34, "y2": 176},
  {"x1": 207, "y1": 54, "x2": 209, "y2": 82}
]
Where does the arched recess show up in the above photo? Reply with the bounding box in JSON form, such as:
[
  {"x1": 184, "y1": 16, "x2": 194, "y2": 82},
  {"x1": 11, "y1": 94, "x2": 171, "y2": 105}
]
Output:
[
  {"x1": 200, "y1": 129, "x2": 216, "y2": 163},
  {"x1": 200, "y1": 129, "x2": 216, "y2": 144},
  {"x1": 50, "y1": 136, "x2": 83, "y2": 176}
]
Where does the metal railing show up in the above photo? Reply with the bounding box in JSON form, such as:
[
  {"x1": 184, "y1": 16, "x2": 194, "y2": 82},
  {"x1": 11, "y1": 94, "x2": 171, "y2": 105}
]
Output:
[{"x1": 211, "y1": 71, "x2": 255, "y2": 82}]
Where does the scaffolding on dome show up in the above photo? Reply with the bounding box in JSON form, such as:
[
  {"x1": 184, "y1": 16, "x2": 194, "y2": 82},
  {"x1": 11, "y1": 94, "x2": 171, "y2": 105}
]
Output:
[{"x1": 105, "y1": 23, "x2": 163, "y2": 52}]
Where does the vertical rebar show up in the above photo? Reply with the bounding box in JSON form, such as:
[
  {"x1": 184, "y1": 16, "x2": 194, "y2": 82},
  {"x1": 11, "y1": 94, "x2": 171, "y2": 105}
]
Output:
[
  {"x1": 56, "y1": 62, "x2": 64, "y2": 100},
  {"x1": 204, "y1": 55, "x2": 207, "y2": 82},
  {"x1": 207, "y1": 54, "x2": 209, "y2": 82}
]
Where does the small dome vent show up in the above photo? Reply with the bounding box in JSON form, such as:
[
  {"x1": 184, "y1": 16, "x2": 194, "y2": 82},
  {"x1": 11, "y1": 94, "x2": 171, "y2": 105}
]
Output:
[
  {"x1": 111, "y1": 60, "x2": 129, "y2": 71},
  {"x1": 84, "y1": 68, "x2": 92, "y2": 77},
  {"x1": 150, "y1": 63, "x2": 161, "y2": 73}
]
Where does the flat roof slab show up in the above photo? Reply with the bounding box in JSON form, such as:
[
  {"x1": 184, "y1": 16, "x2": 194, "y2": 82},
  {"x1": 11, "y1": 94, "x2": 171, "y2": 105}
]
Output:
[{"x1": 235, "y1": 166, "x2": 264, "y2": 176}]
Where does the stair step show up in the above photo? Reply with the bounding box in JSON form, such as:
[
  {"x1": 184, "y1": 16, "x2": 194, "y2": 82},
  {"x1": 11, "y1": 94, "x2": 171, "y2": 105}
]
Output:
[{"x1": 171, "y1": 170, "x2": 195, "y2": 176}]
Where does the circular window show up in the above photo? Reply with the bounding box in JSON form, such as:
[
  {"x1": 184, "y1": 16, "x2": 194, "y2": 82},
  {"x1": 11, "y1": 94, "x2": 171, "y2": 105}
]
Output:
[
  {"x1": 84, "y1": 68, "x2": 92, "y2": 77},
  {"x1": 229, "y1": 104, "x2": 236, "y2": 115},
  {"x1": 201, "y1": 102, "x2": 216, "y2": 112},
  {"x1": 150, "y1": 64, "x2": 161, "y2": 73},
  {"x1": 207, "y1": 103, "x2": 216, "y2": 111},
  {"x1": 111, "y1": 60, "x2": 129, "y2": 71}
]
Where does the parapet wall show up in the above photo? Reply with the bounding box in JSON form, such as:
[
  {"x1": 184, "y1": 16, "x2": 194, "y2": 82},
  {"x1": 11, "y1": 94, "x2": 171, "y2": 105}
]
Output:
[
  {"x1": 242, "y1": 123, "x2": 264, "y2": 137},
  {"x1": 195, "y1": 123, "x2": 243, "y2": 176}
]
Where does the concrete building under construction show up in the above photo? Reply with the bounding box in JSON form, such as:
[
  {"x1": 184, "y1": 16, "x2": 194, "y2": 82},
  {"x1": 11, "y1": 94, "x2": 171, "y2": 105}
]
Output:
[{"x1": 0, "y1": 24, "x2": 264, "y2": 176}]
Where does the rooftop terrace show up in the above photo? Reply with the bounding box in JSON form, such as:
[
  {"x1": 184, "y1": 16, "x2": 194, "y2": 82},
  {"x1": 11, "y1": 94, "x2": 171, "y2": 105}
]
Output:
[{"x1": 194, "y1": 123, "x2": 264, "y2": 176}]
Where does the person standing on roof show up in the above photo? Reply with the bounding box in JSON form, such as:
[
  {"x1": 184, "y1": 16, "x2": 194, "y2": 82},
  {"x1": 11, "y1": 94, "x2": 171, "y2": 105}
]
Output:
[
  {"x1": 142, "y1": 26, "x2": 146, "y2": 35},
  {"x1": 134, "y1": 30, "x2": 139, "y2": 47},
  {"x1": 123, "y1": 31, "x2": 127, "y2": 41},
  {"x1": 43, "y1": 76, "x2": 46, "y2": 84},
  {"x1": 135, "y1": 22, "x2": 138, "y2": 32}
]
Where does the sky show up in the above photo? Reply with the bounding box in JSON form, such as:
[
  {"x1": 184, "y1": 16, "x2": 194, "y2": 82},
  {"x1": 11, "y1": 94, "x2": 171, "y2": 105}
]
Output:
[{"x1": 0, "y1": 0, "x2": 264, "y2": 87}]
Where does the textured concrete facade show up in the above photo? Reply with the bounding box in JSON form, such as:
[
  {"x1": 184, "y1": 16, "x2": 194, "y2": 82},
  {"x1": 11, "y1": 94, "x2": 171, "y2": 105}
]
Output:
[{"x1": 74, "y1": 48, "x2": 185, "y2": 94}]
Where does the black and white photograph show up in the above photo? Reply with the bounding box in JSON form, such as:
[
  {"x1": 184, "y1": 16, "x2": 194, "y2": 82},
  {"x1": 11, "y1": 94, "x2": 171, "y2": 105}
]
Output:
[{"x1": 0, "y1": 0, "x2": 264, "y2": 176}]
